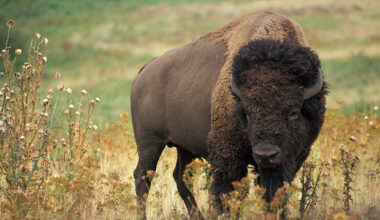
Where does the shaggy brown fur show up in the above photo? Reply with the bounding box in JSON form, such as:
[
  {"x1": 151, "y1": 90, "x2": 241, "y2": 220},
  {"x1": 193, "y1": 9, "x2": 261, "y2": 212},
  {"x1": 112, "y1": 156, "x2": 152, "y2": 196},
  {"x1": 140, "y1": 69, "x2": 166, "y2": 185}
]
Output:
[
  {"x1": 208, "y1": 38, "x2": 327, "y2": 204},
  {"x1": 206, "y1": 11, "x2": 319, "y2": 204}
]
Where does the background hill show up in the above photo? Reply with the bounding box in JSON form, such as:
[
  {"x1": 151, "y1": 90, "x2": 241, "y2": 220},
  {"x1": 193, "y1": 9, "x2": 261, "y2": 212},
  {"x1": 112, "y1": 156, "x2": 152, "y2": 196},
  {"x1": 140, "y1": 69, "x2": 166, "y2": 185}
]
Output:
[{"x1": 1, "y1": 0, "x2": 379, "y2": 127}]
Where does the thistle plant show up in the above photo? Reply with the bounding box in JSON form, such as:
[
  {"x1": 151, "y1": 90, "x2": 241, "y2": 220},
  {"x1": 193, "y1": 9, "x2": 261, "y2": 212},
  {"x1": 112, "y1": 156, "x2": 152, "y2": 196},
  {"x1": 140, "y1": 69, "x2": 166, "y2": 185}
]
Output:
[
  {"x1": 268, "y1": 182, "x2": 298, "y2": 220},
  {"x1": 0, "y1": 20, "x2": 52, "y2": 218},
  {"x1": 299, "y1": 161, "x2": 322, "y2": 216},
  {"x1": 0, "y1": 20, "x2": 99, "y2": 219},
  {"x1": 339, "y1": 145, "x2": 359, "y2": 215},
  {"x1": 183, "y1": 158, "x2": 212, "y2": 194}
]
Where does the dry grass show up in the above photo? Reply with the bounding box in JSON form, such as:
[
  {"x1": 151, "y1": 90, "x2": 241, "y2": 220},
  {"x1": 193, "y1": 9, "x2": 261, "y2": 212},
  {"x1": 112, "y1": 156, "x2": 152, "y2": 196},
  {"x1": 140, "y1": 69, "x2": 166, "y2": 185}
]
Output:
[{"x1": 46, "y1": 110, "x2": 378, "y2": 219}]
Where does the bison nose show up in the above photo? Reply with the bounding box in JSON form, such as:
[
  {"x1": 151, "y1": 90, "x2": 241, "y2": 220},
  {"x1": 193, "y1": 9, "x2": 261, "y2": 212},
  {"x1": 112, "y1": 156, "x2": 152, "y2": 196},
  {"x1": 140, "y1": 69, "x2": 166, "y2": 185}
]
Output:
[{"x1": 252, "y1": 144, "x2": 281, "y2": 168}]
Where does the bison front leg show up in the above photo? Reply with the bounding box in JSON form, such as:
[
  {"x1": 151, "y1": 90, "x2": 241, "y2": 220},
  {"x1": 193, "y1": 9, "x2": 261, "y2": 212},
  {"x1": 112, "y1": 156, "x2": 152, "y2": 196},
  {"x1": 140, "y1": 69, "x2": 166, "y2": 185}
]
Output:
[
  {"x1": 209, "y1": 157, "x2": 248, "y2": 213},
  {"x1": 207, "y1": 122, "x2": 251, "y2": 215}
]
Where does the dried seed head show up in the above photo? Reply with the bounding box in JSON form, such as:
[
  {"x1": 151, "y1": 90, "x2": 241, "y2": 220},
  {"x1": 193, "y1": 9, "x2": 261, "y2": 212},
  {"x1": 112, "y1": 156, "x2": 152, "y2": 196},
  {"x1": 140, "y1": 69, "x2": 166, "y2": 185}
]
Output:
[
  {"x1": 69, "y1": 104, "x2": 75, "y2": 109},
  {"x1": 369, "y1": 121, "x2": 376, "y2": 129},
  {"x1": 81, "y1": 89, "x2": 87, "y2": 95},
  {"x1": 58, "y1": 83, "x2": 64, "y2": 91},
  {"x1": 0, "y1": 72, "x2": 3, "y2": 77},
  {"x1": 20, "y1": 136, "x2": 25, "y2": 141},
  {"x1": 349, "y1": 136, "x2": 356, "y2": 142},
  {"x1": 22, "y1": 63, "x2": 30, "y2": 70},
  {"x1": 90, "y1": 99, "x2": 96, "y2": 105},
  {"x1": 95, "y1": 97, "x2": 100, "y2": 103},
  {"x1": 75, "y1": 111, "x2": 80, "y2": 116},
  {"x1": 42, "y1": 37, "x2": 48, "y2": 45},
  {"x1": 374, "y1": 106, "x2": 379, "y2": 111},
  {"x1": 64, "y1": 110, "x2": 70, "y2": 115},
  {"x1": 42, "y1": 98, "x2": 49, "y2": 106},
  {"x1": 35, "y1": 33, "x2": 41, "y2": 39},
  {"x1": 42, "y1": 56, "x2": 47, "y2": 63},
  {"x1": 364, "y1": 115, "x2": 368, "y2": 120},
  {"x1": 93, "y1": 125, "x2": 98, "y2": 130},
  {"x1": 40, "y1": 112, "x2": 49, "y2": 117},
  {"x1": 15, "y1": 49, "x2": 22, "y2": 55},
  {"x1": 0, "y1": 127, "x2": 6, "y2": 133},
  {"x1": 6, "y1": 20, "x2": 15, "y2": 28},
  {"x1": 65, "y1": 88, "x2": 72, "y2": 95}
]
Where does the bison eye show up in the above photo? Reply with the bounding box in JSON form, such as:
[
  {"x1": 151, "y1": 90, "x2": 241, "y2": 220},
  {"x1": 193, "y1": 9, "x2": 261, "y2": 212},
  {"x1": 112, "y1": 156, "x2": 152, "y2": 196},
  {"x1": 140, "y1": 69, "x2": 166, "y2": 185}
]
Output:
[
  {"x1": 236, "y1": 103, "x2": 248, "y2": 127},
  {"x1": 288, "y1": 109, "x2": 300, "y2": 121}
]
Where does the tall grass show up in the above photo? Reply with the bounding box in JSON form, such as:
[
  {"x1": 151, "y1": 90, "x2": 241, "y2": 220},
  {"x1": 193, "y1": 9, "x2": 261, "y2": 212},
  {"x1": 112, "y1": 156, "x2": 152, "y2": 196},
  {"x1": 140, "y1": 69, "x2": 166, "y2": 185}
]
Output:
[{"x1": 0, "y1": 20, "x2": 121, "y2": 219}]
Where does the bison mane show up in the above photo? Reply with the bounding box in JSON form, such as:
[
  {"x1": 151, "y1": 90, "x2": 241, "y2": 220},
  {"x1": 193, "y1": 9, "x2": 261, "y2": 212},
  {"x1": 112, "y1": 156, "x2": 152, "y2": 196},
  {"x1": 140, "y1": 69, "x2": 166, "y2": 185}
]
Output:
[{"x1": 232, "y1": 39, "x2": 322, "y2": 89}]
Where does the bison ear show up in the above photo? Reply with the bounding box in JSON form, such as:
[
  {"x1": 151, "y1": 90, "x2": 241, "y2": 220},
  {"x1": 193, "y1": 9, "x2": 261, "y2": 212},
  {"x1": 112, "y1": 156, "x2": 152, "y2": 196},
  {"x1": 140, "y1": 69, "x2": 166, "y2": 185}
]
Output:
[
  {"x1": 230, "y1": 76, "x2": 241, "y2": 96},
  {"x1": 303, "y1": 69, "x2": 323, "y2": 100}
]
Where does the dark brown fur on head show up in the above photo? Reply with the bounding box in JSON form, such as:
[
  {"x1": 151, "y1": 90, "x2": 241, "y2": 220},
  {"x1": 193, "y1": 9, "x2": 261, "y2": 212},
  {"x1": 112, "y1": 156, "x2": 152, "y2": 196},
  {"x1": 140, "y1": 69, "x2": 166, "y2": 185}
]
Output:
[{"x1": 231, "y1": 39, "x2": 327, "y2": 201}]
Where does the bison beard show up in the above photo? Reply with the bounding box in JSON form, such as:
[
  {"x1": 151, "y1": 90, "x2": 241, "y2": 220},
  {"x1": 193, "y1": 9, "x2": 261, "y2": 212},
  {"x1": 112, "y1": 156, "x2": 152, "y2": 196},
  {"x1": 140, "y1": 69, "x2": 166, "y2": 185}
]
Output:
[{"x1": 258, "y1": 165, "x2": 291, "y2": 202}]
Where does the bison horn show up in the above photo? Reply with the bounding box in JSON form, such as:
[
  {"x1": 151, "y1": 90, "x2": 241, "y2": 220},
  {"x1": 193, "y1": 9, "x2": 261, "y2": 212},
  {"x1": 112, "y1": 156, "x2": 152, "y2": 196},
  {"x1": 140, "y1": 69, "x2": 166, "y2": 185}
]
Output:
[
  {"x1": 230, "y1": 76, "x2": 241, "y2": 96},
  {"x1": 303, "y1": 69, "x2": 323, "y2": 100}
]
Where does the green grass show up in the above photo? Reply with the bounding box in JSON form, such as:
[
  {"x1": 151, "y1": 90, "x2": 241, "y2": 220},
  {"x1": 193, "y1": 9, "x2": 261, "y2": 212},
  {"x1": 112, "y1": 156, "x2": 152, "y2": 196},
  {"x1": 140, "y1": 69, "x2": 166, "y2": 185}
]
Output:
[
  {"x1": 322, "y1": 54, "x2": 380, "y2": 111},
  {"x1": 294, "y1": 15, "x2": 342, "y2": 31},
  {"x1": 1, "y1": 0, "x2": 379, "y2": 127},
  {"x1": 323, "y1": 54, "x2": 380, "y2": 88}
]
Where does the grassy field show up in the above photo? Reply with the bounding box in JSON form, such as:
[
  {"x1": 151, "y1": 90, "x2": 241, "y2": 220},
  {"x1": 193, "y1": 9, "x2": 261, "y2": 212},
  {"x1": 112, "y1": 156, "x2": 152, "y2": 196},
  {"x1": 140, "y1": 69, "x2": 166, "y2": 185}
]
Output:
[
  {"x1": 1, "y1": 0, "x2": 380, "y2": 125},
  {"x1": 0, "y1": 0, "x2": 379, "y2": 219}
]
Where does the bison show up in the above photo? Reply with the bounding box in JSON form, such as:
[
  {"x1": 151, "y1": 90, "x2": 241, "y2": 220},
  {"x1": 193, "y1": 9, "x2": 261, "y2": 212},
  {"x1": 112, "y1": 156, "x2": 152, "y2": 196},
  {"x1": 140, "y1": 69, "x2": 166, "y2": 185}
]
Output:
[{"x1": 131, "y1": 11, "x2": 327, "y2": 219}]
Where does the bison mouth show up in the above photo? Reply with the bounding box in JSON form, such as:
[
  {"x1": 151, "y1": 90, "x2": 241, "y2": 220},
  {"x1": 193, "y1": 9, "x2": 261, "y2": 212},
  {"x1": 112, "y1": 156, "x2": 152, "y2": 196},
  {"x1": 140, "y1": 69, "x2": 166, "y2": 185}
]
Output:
[{"x1": 257, "y1": 165, "x2": 292, "y2": 202}]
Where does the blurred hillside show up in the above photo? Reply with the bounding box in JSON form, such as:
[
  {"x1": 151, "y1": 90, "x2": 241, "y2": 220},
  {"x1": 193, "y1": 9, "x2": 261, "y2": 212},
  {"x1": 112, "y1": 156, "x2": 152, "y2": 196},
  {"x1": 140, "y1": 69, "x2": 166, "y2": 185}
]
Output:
[{"x1": 1, "y1": 0, "x2": 379, "y2": 127}]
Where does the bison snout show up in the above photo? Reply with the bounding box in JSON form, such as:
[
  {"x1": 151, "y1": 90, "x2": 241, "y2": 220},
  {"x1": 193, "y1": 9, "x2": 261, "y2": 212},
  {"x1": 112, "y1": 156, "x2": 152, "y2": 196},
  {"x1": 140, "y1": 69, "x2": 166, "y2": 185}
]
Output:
[{"x1": 252, "y1": 144, "x2": 281, "y2": 168}]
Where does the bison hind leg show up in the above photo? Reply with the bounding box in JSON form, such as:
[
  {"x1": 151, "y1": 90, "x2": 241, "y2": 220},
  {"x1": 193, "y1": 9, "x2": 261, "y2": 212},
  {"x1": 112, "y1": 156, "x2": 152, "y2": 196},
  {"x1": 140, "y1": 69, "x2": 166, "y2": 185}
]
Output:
[
  {"x1": 133, "y1": 137, "x2": 166, "y2": 218},
  {"x1": 173, "y1": 147, "x2": 204, "y2": 220}
]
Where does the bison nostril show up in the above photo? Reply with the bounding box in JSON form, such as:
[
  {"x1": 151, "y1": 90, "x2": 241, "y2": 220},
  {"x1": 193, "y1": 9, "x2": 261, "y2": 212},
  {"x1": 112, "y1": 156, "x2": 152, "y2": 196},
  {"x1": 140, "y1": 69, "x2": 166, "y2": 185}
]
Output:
[
  {"x1": 256, "y1": 151, "x2": 279, "y2": 162},
  {"x1": 252, "y1": 144, "x2": 281, "y2": 167}
]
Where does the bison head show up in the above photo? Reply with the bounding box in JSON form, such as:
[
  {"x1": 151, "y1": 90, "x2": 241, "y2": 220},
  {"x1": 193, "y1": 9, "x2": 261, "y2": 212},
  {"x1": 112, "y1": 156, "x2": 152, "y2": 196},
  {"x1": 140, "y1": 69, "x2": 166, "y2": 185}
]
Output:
[{"x1": 230, "y1": 39, "x2": 327, "y2": 201}]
